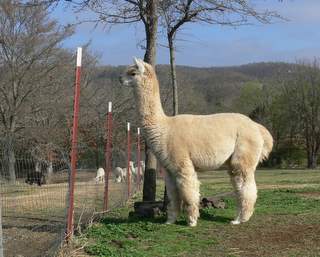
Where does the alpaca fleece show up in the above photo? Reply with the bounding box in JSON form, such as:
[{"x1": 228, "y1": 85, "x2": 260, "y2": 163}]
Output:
[{"x1": 121, "y1": 58, "x2": 273, "y2": 227}]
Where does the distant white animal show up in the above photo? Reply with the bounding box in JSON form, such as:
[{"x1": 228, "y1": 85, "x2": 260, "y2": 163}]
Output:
[
  {"x1": 113, "y1": 167, "x2": 125, "y2": 183},
  {"x1": 95, "y1": 167, "x2": 105, "y2": 183},
  {"x1": 131, "y1": 161, "x2": 141, "y2": 182},
  {"x1": 140, "y1": 161, "x2": 145, "y2": 173},
  {"x1": 130, "y1": 161, "x2": 136, "y2": 174},
  {"x1": 122, "y1": 168, "x2": 127, "y2": 181},
  {"x1": 122, "y1": 161, "x2": 137, "y2": 182},
  {"x1": 134, "y1": 161, "x2": 145, "y2": 182}
]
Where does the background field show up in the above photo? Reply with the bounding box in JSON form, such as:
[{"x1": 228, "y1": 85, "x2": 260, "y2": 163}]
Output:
[{"x1": 67, "y1": 169, "x2": 320, "y2": 257}]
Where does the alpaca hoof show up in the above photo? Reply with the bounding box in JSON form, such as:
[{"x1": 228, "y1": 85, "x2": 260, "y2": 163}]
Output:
[
  {"x1": 230, "y1": 220, "x2": 241, "y2": 225},
  {"x1": 188, "y1": 221, "x2": 197, "y2": 227},
  {"x1": 188, "y1": 219, "x2": 197, "y2": 227}
]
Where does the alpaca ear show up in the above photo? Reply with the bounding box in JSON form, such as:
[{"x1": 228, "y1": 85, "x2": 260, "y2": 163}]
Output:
[{"x1": 133, "y1": 57, "x2": 145, "y2": 74}]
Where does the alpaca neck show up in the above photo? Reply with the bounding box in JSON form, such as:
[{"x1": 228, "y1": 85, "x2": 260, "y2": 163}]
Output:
[
  {"x1": 135, "y1": 75, "x2": 166, "y2": 129},
  {"x1": 134, "y1": 73, "x2": 169, "y2": 164}
]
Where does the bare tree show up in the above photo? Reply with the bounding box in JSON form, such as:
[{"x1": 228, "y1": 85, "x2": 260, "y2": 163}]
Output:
[
  {"x1": 159, "y1": 0, "x2": 283, "y2": 116},
  {"x1": 282, "y1": 60, "x2": 320, "y2": 168},
  {"x1": 0, "y1": 0, "x2": 73, "y2": 182},
  {"x1": 64, "y1": 0, "x2": 160, "y2": 201},
  {"x1": 24, "y1": 0, "x2": 161, "y2": 200}
]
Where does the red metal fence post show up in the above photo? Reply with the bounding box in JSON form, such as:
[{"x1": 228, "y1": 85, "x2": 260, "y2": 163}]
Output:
[
  {"x1": 127, "y1": 122, "x2": 131, "y2": 199},
  {"x1": 104, "y1": 102, "x2": 112, "y2": 211},
  {"x1": 137, "y1": 128, "x2": 141, "y2": 191},
  {"x1": 66, "y1": 47, "x2": 82, "y2": 241}
]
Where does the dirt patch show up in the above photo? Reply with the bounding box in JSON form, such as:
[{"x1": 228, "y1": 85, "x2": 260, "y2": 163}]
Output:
[
  {"x1": 258, "y1": 184, "x2": 319, "y2": 190},
  {"x1": 298, "y1": 191, "x2": 320, "y2": 200},
  {"x1": 225, "y1": 221, "x2": 320, "y2": 257},
  {"x1": 3, "y1": 216, "x2": 64, "y2": 257}
]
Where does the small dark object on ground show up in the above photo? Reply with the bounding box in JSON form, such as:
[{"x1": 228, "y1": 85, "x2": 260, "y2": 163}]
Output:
[
  {"x1": 25, "y1": 171, "x2": 46, "y2": 186},
  {"x1": 130, "y1": 194, "x2": 230, "y2": 219},
  {"x1": 201, "y1": 197, "x2": 226, "y2": 209},
  {"x1": 130, "y1": 201, "x2": 164, "y2": 218}
]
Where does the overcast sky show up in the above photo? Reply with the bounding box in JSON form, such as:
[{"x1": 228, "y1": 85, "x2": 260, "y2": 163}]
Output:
[{"x1": 52, "y1": 0, "x2": 320, "y2": 67}]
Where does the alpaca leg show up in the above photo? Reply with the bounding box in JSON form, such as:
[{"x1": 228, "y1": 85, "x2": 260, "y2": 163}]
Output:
[
  {"x1": 165, "y1": 173, "x2": 181, "y2": 224},
  {"x1": 228, "y1": 170, "x2": 244, "y2": 225},
  {"x1": 239, "y1": 170, "x2": 257, "y2": 222},
  {"x1": 229, "y1": 169, "x2": 258, "y2": 224},
  {"x1": 176, "y1": 169, "x2": 200, "y2": 227},
  {"x1": 229, "y1": 136, "x2": 261, "y2": 224}
]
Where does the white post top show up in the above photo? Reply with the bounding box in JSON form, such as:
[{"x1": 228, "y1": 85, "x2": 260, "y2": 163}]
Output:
[
  {"x1": 137, "y1": 127, "x2": 140, "y2": 135},
  {"x1": 76, "y1": 47, "x2": 82, "y2": 67},
  {"x1": 108, "y1": 102, "x2": 112, "y2": 112},
  {"x1": 127, "y1": 122, "x2": 130, "y2": 131}
]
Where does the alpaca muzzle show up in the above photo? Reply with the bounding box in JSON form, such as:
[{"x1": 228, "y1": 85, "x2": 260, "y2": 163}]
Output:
[{"x1": 119, "y1": 76, "x2": 130, "y2": 86}]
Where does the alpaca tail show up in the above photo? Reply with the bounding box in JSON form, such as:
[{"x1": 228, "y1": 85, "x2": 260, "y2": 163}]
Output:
[{"x1": 258, "y1": 124, "x2": 273, "y2": 162}]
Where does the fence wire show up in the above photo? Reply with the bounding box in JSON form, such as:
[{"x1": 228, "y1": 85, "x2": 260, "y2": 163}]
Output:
[{"x1": 0, "y1": 138, "x2": 141, "y2": 257}]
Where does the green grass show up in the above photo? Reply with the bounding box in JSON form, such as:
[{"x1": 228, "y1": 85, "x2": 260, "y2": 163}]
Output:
[{"x1": 77, "y1": 169, "x2": 320, "y2": 257}]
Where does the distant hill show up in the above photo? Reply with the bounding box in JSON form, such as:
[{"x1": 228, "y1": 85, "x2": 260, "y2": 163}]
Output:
[
  {"x1": 230, "y1": 62, "x2": 297, "y2": 80},
  {"x1": 93, "y1": 62, "x2": 296, "y2": 114}
]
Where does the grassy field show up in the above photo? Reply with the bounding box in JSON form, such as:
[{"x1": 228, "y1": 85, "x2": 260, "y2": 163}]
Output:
[{"x1": 70, "y1": 169, "x2": 320, "y2": 257}]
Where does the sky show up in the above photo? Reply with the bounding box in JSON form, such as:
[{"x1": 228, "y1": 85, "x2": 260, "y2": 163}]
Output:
[{"x1": 52, "y1": 0, "x2": 320, "y2": 67}]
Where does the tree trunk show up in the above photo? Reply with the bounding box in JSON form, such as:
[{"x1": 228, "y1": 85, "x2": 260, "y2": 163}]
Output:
[
  {"x1": 35, "y1": 161, "x2": 41, "y2": 172},
  {"x1": 4, "y1": 136, "x2": 16, "y2": 183},
  {"x1": 307, "y1": 151, "x2": 318, "y2": 169},
  {"x1": 142, "y1": 0, "x2": 158, "y2": 202},
  {"x1": 8, "y1": 147, "x2": 16, "y2": 184},
  {"x1": 162, "y1": 35, "x2": 178, "y2": 210},
  {"x1": 47, "y1": 160, "x2": 53, "y2": 183},
  {"x1": 143, "y1": 1, "x2": 158, "y2": 67},
  {"x1": 143, "y1": 147, "x2": 157, "y2": 201},
  {"x1": 168, "y1": 36, "x2": 178, "y2": 116}
]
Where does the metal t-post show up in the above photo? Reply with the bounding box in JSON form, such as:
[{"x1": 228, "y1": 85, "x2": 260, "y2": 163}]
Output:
[{"x1": 66, "y1": 47, "x2": 82, "y2": 241}]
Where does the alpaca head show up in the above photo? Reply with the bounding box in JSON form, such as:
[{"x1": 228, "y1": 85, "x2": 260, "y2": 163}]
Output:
[
  {"x1": 120, "y1": 58, "x2": 164, "y2": 121},
  {"x1": 120, "y1": 58, "x2": 153, "y2": 88}
]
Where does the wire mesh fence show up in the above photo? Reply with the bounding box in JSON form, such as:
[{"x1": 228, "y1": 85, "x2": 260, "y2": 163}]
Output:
[
  {"x1": 0, "y1": 141, "x2": 69, "y2": 257},
  {"x1": 0, "y1": 48, "x2": 143, "y2": 257},
  {"x1": 0, "y1": 137, "x2": 143, "y2": 257}
]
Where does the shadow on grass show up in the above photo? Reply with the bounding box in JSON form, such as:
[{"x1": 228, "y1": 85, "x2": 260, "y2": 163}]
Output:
[
  {"x1": 200, "y1": 209, "x2": 232, "y2": 224},
  {"x1": 100, "y1": 214, "x2": 167, "y2": 226},
  {"x1": 99, "y1": 208, "x2": 232, "y2": 227},
  {"x1": 100, "y1": 215, "x2": 192, "y2": 227}
]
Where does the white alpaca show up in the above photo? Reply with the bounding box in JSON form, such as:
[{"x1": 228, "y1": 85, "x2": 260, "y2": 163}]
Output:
[
  {"x1": 95, "y1": 167, "x2": 105, "y2": 183},
  {"x1": 129, "y1": 161, "x2": 137, "y2": 181},
  {"x1": 135, "y1": 161, "x2": 145, "y2": 181},
  {"x1": 122, "y1": 168, "x2": 127, "y2": 181},
  {"x1": 121, "y1": 58, "x2": 273, "y2": 227},
  {"x1": 139, "y1": 160, "x2": 145, "y2": 173},
  {"x1": 129, "y1": 161, "x2": 136, "y2": 174},
  {"x1": 113, "y1": 167, "x2": 124, "y2": 183},
  {"x1": 123, "y1": 161, "x2": 136, "y2": 182}
]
